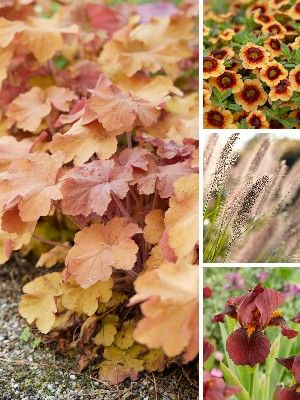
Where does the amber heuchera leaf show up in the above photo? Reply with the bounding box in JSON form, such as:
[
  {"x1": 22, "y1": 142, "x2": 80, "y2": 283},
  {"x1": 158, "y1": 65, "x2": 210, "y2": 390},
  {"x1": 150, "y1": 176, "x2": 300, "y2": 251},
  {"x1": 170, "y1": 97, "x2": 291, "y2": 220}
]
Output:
[
  {"x1": 6, "y1": 86, "x2": 77, "y2": 132},
  {"x1": 63, "y1": 218, "x2": 141, "y2": 288},
  {"x1": 36, "y1": 244, "x2": 70, "y2": 268},
  {"x1": 6, "y1": 87, "x2": 51, "y2": 132},
  {"x1": 93, "y1": 315, "x2": 119, "y2": 346},
  {"x1": 163, "y1": 173, "x2": 198, "y2": 260},
  {"x1": 60, "y1": 159, "x2": 133, "y2": 217},
  {"x1": 61, "y1": 278, "x2": 113, "y2": 316},
  {"x1": 82, "y1": 75, "x2": 160, "y2": 133},
  {"x1": 0, "y1": 152, "x2": 63, "y2": 224},
  {"x1": 99, "y1": 16, "x2": 193, "y2": 79},
  {"x1": 19, "y1": 272, "x2": 63, "y2": 334},
  {"x1": 144, "y1": 209, "x2": 164, "y2": 245},
  {"x1": 0, "y1": 136, "x2": 32, "y2": 170},
  {"x1": 129, "y1": 261, "x2": 198, "y2": 360},
  {"x1": 50, "y1": 120, "x2": 119, "y2": 165}
]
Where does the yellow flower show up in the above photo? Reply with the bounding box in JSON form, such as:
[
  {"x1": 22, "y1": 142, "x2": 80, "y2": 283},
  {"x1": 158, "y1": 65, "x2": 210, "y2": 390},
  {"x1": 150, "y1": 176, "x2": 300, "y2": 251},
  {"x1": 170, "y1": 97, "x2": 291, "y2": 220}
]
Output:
[
  {"x1": 260, "y1": 61, "x2": 288, "y2": 87},
  {"x1": 289, "y1": 1, "x2": 300, "y2": 20},
  {"x1": 264, "y1": 38, "x2": 282, "y2": 58},
  {"x1": 289, "y1": 110, "x2": 300, "y2": 128},
  {"x1": 204, "y1": 107, "x2": 235, "y2": 129},
  {"x1": 262, "y1": 22, "x2": 286, "y2": 39},
  {"x1": 204, "y1": 25, "x2": 210, "y2": 37},
  {"x1": 203, "y1": 56, "x2": 225, "y2": 79},
  {"x1": 239, "y1": 43, "x2": 270, "y2": 69},
  {"x1": 233, "y1": 111, "x2": 248, "y2": 124},
  {"x1": 289, "y1": 66, "x2": 300, "y2": 92},
  {"x1": 246, "y1": 111, "x2": 269, "y2": 129},
  {"x1": 270, "y1": 0, "x2": 290, "y2": 10},
  {"x1": 234, "y1": 79, "x2": 268, "y2": 112},
  {"x1": 209, "y1": 47, "x2": 235, "y2": 60},
  {"x1": 203, "y1": 88, "x2": 212, "y2": 112},
  {"x1": 210, "y1": 71, "x2": 243, "y2": 93},
  {"x1": 291, "y1": 36, "x2": 300, "y2": 50},
  {"x1": 269, "y1": 79, "x2": 293, "y2": 102},
  {"x1": 253, "y1": 11, "x2": 275, "y2": 25},
  {"x1": 219, "y1": 29, "x2": 235, "y2": 41},
  {"x1": 246, "y1": 2, "x2": 271, "y2": 16}
]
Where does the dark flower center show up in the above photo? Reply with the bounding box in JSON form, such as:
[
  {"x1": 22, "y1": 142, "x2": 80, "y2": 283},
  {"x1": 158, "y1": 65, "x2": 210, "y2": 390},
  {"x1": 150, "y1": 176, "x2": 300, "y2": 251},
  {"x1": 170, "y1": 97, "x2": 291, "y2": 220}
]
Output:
[
  {"x1": 204, "y1": 57, "x2": 218, "y2": 72},
  {"x1": 250, "y1": 116, "x2": 262, "y2": 128},
  {"x1": 242, "y1": 85, "x2": 260, "y2": 102},
  {"x1": 270, "y1": 119, "x2": 284, "y2": 128},
  {"x1": 259, "y1": 14, "x2": 271, "y2": 23},
  {"x1": 267, "y1": 66, "x2": 281, "y2": 79},
  {"x1": 217, "y1": 72, "x2": 236, "y2": 88},
  {"x1": 286, "y1": 24, "x2": 296, "y2": 32},
  {"x1": 276, "y1": 79, "x2": 289, "y2": 93},
  {"x1": 295, "y1": 71, "x2": 300, "y2": 84},
  {"x1": 207, "y1": 111, "x2": 225, "y2": 128},
  {"x1": 270, "y1": 39, "x2": 280, "y2": 50},
  {"x1": 296, "y1": 2, "x2": 300, "y2": 13},
  {"x1": 246, "y1": 47, "x2": 264, "y2": 62},
  {"x1": 268, "y1": 24, "x2": 281, "y2": 35},
  {"x1": 211, "y1": 49, "x2": 227, "y2": 60}
]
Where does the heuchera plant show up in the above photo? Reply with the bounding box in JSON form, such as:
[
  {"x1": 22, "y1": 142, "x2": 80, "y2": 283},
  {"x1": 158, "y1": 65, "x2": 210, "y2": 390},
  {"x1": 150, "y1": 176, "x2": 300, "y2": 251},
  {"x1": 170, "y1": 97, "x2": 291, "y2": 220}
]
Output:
[{"x1": 0, "y1": 0, "x2": 198, "y2": 384}]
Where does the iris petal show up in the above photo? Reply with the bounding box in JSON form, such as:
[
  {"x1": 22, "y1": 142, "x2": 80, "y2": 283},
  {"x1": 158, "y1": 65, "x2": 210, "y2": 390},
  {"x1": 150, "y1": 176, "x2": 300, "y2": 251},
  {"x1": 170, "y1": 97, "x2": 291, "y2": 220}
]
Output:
[{"x1": 226, "y1": 328, "x2": 270, "y2": 366}]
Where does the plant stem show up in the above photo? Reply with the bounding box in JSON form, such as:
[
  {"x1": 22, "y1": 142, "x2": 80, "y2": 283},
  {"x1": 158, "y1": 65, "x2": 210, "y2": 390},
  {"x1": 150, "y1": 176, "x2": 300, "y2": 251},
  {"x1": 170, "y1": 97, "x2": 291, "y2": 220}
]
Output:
[
  {"x1": 32, "y1": 235, "x2": 69, "y2": 248},
  {"x1": 127, "y1": 132, "x2": 132, "y2": 148},
  {"x1": 112, "y1": 192, "x2": 136, "y2": 224}
]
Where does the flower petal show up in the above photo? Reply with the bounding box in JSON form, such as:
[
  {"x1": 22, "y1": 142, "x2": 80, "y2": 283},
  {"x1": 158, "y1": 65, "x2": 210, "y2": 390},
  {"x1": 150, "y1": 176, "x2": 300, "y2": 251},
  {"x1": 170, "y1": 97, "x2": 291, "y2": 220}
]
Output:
[
  {"x1": 226, "y1": 328, "x2": 270, "y2": 366},
  {"x1": 275, "y1": 386, "x2": 300, "y2": 400}
]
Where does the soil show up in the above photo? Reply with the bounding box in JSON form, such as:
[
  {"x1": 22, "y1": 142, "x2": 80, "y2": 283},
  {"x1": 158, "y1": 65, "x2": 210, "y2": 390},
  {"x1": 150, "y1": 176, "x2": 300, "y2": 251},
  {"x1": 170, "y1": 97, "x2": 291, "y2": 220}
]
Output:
[{"x1": 0, "y1": 255, "x2": 199, "y2": 400}]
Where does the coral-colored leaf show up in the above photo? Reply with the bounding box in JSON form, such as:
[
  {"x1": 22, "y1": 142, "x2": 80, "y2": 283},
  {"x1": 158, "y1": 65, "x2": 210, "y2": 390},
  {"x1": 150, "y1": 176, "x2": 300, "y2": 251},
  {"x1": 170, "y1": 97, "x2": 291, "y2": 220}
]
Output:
[
  {"x1": 50, "y1": 120, "x2": 119, "y2": 165},
  {"x1": 82, "y1": 76, "x2": 159, "y2": 133},
  {"x1": 63, "y1": 218, "x2": 141, "y2": 288},
  {"x1": 163, "y1": 173, "x2": 198, "y2": 259},
  {"x1": 130, "y1": 261, "x2": 198, "y2": 359},
  {"x1": 134, "y1": 160, "x2": 194, "y2": 198},
  {"x1": 6, "y1": 87, "x2": 51, "y2": 132},
  {"x1": 60, "y1": 159, "x2": 132, "y2": 217},
  {"x1": 36, "y1": 244, "x2": 70, "y2": 268},
  {"x1": 0, "y1": 152, "x2": 63, "y2": 223},
  {"x1": 144, "y1": 209, "x2": 165, "y2": 245}
]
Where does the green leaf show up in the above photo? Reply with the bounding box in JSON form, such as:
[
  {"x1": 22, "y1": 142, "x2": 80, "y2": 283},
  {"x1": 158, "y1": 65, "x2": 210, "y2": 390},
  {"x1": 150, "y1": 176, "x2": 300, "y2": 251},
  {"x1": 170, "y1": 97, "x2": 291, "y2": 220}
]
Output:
[
  {"x1": 219, "y1": 320, "x2": 236, "y2": 372},
  {"x1": 53, "y1": 55, "x2": 69, "y2": 70},
  {"x1": 237, "y1": 119, "x2": 248, "y2": 129},
  {"x1": 266, "y1": 334, "x2": 281, "y2": 376},
  {"x1": 220, "y1": 362, "x2": 251, "y2": 400},
  {"x1": 227, "y1": 103, "x2": 242, "y2": 112},
  {"x1": 281, "y1": 43, "x2": 291, "y2": 60},
  {"x1": 31, "y1": 338, "x2": 41, "y2": 349},
  {"x1": 252, "y1": 365, "x2": 261, "y2": 399},
  {"x1": 20, "y1": 327, "x2": 31, "y2": 343}
]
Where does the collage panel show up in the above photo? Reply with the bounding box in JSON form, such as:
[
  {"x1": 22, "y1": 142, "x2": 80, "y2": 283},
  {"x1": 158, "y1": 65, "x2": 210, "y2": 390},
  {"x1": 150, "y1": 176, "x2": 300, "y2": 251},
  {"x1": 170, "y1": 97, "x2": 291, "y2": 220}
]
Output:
[
  {"x1": 203, "y1": 0, "x2": 300, "y2": 130},
  {"x1": 204, "y1": 267, "x2": 300, "y2": 400},
  {"x1": 204, "y1": 132, "x2": 300, "y2": 263}
]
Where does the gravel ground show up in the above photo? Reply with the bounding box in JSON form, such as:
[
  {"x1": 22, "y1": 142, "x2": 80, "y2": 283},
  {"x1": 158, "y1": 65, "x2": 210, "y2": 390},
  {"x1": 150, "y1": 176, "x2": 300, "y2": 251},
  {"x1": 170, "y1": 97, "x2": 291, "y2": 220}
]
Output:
[{"x1": 0, "y1": 256, "x2": 199, "y2": 400}]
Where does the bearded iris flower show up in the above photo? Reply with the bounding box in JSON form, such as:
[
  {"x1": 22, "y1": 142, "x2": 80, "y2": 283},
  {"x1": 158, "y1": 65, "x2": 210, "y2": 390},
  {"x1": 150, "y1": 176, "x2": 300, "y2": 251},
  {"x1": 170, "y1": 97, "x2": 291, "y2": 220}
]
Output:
[
  {"x1": 275, "y1": 356, "x2": 300, "y2": 399},
  {"x1": 213, "y1": 284, "x2": 298, "y2": 367}
]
